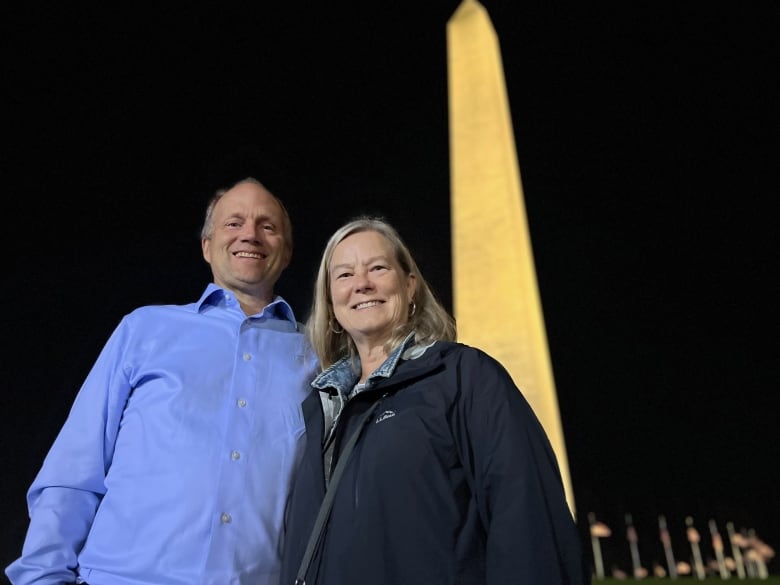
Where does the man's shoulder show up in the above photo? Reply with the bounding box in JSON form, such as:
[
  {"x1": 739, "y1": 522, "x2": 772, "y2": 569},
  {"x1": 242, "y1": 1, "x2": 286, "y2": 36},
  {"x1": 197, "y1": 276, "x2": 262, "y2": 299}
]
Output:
[
  {"x1": 127, "y1": 300, "x2": 198, "y2": 316},
  {"x1": 119, "y1": 299, "x2": 201, "y2": 327}
]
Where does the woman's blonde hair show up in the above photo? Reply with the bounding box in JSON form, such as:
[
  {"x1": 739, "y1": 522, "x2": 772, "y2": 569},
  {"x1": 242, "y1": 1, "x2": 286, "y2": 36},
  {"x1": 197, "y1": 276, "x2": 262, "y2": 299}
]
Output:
[{"x1": 307, "y1": 216, "x2": 456, "y2": 369}]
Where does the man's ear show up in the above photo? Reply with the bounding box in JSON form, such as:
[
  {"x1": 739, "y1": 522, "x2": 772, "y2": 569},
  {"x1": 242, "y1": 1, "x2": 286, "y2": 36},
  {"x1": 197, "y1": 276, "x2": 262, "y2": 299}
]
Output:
[{"x1": 201, "y1": 238, "x2": 212, "y2": 264}]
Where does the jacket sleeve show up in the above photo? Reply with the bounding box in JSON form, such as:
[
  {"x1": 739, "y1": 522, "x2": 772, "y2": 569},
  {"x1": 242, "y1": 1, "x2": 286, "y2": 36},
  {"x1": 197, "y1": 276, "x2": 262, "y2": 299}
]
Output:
[
  {"x1": 454, "y1": 347, "x2": 589, "y2": 585},
  {"x1": 5, "y1": 319, "x2": 134, "y2": 585}
]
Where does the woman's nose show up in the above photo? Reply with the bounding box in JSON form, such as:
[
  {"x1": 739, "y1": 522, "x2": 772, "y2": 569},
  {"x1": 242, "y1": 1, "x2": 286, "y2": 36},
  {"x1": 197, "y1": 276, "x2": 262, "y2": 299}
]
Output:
[{"x1": 354, "y1": 272, "x2": 374, "y2": 292}]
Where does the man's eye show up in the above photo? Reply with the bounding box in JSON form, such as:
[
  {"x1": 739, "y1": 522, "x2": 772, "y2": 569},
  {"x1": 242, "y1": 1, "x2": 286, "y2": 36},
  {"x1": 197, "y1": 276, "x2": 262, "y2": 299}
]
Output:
[
  {"x1": 264, "y1": 224, "x2": 276, "y2": 232},
  {"x1": 226, "y1": 221, "x2": 241, "y2": 228}
]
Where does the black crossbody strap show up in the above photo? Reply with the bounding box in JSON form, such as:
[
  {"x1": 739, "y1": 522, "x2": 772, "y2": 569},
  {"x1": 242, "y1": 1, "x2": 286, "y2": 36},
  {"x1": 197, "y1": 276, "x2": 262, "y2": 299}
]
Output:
[{"x1": 295, "y1": 397, "x2": 384, "y2": 585}]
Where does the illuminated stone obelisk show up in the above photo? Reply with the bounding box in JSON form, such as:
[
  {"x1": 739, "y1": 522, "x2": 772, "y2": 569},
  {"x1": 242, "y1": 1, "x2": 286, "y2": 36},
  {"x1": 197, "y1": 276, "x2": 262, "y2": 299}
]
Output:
[{"x1": 447, "y1": 0, "x2": 576, "y2": 513}]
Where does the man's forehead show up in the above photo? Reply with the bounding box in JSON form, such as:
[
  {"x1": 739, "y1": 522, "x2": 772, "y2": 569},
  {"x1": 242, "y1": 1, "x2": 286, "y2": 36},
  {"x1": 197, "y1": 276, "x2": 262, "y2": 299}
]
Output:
[{"x1": 215, "y1": 187, "x2": 283, "y2": 217}]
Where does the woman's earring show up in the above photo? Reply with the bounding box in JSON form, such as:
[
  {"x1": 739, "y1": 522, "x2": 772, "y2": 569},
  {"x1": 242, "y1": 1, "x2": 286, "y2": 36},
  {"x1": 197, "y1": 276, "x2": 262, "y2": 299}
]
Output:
[
  {"x1": 409, "y1": 301, "x2": 417, "y2": 317},
  {"x1": 329, "y1": 319, "x2": 344, "y2": 334}
]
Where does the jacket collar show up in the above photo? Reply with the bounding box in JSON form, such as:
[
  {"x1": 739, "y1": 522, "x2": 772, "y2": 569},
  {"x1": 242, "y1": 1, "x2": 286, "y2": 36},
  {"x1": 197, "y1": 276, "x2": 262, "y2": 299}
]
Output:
[{"x1": 312, "y1": 333, "x2": 434, "y2": 396}]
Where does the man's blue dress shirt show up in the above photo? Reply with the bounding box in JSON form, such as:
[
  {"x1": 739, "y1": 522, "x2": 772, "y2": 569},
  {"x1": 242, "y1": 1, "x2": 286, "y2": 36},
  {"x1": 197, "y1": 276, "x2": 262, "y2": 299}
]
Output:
[{"x1": 6, "y1": 284, "x2": 318, "y2": 585}]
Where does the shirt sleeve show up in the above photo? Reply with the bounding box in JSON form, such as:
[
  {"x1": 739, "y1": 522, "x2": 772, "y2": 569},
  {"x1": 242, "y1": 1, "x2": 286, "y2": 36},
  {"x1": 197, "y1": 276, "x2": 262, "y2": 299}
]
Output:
[
  {"x1": 6, "y1": 318, "x2": 134, "y2": 585},
  {"x1": 455, "y1": 348, "x2": 588, "y2": 585}
]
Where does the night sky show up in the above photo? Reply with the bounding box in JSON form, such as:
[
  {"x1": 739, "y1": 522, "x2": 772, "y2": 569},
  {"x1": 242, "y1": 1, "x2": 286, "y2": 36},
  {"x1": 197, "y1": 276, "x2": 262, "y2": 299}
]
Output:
[{"x1": 2, "y1": 3, "x2": 777, "y2": 577}]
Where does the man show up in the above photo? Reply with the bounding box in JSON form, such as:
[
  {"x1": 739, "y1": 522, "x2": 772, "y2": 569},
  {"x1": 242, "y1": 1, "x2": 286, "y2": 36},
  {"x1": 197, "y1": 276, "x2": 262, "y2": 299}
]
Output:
[{"x1": 6, "y1": 178, "x2": 318, "y2": 585}]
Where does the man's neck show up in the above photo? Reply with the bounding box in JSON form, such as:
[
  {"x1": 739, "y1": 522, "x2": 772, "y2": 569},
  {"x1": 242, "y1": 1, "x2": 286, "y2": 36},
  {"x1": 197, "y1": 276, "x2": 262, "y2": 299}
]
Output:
[{"x1": 232, "y1": 289, "x2": 274, "y2": 316}]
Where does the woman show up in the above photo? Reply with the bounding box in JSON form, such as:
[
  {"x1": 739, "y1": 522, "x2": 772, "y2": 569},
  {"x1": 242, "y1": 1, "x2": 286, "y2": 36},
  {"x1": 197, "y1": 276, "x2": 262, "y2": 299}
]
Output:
[{"x1": 281, "y1": 217, "x2": 588, "y2": 585}]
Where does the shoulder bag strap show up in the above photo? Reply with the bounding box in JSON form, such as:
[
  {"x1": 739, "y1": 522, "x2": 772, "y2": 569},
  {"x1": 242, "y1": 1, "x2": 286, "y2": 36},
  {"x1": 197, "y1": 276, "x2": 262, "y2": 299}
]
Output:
[{"x1": 295, "y1": 397, "x2": 384, "y2": 585}]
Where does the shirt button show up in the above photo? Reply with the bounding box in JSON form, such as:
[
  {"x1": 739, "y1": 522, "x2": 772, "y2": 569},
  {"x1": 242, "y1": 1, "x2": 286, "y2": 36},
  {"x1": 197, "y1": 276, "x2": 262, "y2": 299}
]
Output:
[
  {"x1": 237, "y1": 399, "x2": 247, "y2": 408},
  {"x1": 221, "y1": 513, "x2": 232, "y2": 524},
  {"x1": 243, "y1": 353, "x2": 252, "y2": 361},
  {"x1": 231, "y1": 450, "x2": 241, "y2": 461}
]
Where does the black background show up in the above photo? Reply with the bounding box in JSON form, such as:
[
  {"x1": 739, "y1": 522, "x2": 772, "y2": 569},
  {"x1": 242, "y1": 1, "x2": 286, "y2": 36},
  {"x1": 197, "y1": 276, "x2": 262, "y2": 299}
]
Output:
[{"x1": 2, "y1": 3, "x2": 777, "y2": 577}]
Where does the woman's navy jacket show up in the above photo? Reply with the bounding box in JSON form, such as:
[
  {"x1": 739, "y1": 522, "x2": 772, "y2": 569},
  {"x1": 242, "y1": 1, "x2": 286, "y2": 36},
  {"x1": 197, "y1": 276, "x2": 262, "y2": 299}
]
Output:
[{"x1": 281, "y1": 341, "x2": 589, "y2": 585}]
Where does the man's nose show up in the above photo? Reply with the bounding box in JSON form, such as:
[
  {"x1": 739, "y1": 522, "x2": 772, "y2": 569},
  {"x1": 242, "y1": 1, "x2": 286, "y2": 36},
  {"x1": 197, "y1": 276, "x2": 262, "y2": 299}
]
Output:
[{"x1": 240, "y1": 224, "x2": 264, "y2": 243}]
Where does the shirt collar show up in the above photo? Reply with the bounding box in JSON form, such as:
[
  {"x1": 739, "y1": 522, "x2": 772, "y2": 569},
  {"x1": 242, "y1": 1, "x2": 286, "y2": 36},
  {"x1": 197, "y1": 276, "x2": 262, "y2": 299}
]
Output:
[
  {"x1": 195, "y1": 283, "x2": 298, "y2": 325},
  {"x1": 312, "y1": 332, "x2": 427, "y2": 395}
]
